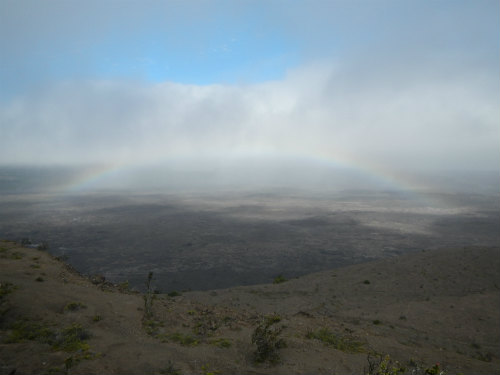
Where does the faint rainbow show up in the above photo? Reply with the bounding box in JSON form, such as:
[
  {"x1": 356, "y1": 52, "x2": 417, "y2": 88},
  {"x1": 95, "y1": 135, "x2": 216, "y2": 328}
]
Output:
[
  {"x1": 242, "y1": 148, "x2": 430, "y2": 194},
  {"x1": 58, "y1": 150, "x2": 430, "y2": 196},
  {"x1": 59, "y1": 163, "x2": 127, "y2": 193}
]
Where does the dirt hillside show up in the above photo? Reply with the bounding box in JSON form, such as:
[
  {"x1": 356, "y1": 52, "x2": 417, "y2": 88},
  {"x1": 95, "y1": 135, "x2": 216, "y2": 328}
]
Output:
[{"x1": 1, "y1": 240, "x2": 499, "y2": 374}]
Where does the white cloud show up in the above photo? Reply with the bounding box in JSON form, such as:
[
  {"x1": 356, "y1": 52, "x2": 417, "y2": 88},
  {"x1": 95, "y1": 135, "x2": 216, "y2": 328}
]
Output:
[{"x1": 0, "y1": 61, "x2": 498, "y2": 172}]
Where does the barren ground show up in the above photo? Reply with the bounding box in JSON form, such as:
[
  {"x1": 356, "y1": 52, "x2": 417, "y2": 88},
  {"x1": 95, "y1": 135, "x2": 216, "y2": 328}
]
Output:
[{"x1": 1, "y1": 241, "x2": 499, "y2": 374}]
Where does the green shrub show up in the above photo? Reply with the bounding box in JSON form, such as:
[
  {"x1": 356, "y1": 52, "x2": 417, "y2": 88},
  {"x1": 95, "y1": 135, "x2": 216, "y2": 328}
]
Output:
[
  {"x1": 424, "y1": 363, "x2": 444, "y2": 375},
  {"x1": 365, "y1": 354, "x2": 405, "y2": 375},
  {"x1": 9, "y1": 252, "x2": 24, "y2": 260},
  {"x1": 251, "y1": 314, "x2": 286, "y2": 364},
  {"x1": 209, "y1": 338, "x2": 231, "y2": 348},
  {"x1": 273, "y1": 275, "x2": 287, "y2": 284},
  {"x1": 118, "y1": 280, "x2": 130, "y2": 292},
  {"x1": 164, "y1": 332, "x2": 199, "y2": 346},
  {"x1": 92, "y1": 315, "x2": 102, "y2": 322},
  {"x1": 63, "y1": 302, "x2": 86, "y2": 312},
  {"x1": 201, "y1": 364, "x2": 220, "y2": 375},
  {"x1": 143, "y1": 319, "x2": 164, "y2": 336}
]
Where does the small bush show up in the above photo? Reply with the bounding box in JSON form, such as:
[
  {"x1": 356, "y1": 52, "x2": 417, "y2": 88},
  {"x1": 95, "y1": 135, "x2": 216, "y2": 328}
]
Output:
[
  {"x1": 365, "y1": 354, "x2": 405, "y2": 375},
  {"x1": 92, "y1": 315, "x2": 102, "y2": 322},
  {"x1": 0, "y1": 282, "x2": 16, "y2": 299},
  {"x1": 168, "y1": 291, "x2": 182, "y2": 297},
  {"x1": 201, "y1": 364, "x2": 220, "y2": 375},
  {"x1": 273, "y1": 275, "x2": 287, "y2": 284},
  {"x1": 117, "y1": 280, "x2": 130, "y2": 292},
  {"x1": 251, "y1": 314, "x2": 286, "y2": 364},
  {"x1": 164, "y1": 332, "x2": 199, "y2": 346},
  {"x1": 424, "y1": 363, "x2": 444, "y2": 375},
  {"x1": 143, "y1": 319, "x2": 164, "y2": 336},
  {"x1": 209, "y1": 338, "x2": 231, "y2": 348},
  {"x1": 363, "y1": 280, "x2": 371, "y2": 284},
  {"x1": 63, "y1": 302, "x2": 86, "y2": 312},
  {"x1": 9, "y1": 252, "x2": 24, "y2": 260}
]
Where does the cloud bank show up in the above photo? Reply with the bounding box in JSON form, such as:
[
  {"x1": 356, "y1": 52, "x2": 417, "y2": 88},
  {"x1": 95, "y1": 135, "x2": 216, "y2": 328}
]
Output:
[
  {"x1": 1, "y1": 61, "x2": 498, "y2": 172},
  {"x1": 1, "y1": 0, "x2": 498, "y2": 179}
]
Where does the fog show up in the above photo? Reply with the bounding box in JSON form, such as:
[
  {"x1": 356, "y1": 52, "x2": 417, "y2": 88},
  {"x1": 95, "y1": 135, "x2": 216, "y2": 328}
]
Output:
[{"x1": 1, "y1": 1, "x2": 498, "y2": 184}]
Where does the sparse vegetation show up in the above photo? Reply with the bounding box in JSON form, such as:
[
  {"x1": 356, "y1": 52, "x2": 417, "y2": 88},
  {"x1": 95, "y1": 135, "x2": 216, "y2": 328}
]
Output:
[
  {"x1": 0, "y1": 238, "x2": 497, "y2": 374},
  {"x1": 143, "y1": 271, "x2": 155, "y2": 320},
  {"x1": 37, "y1": 241, "x2": 49, "y2": 251},
  {"x1": 92, "y1": 314, "x2": 102, "y2": 322},
  {"x1": 0, "y1": 282, "x2": 16, "y2": 299},
  {"x1": 21, "y1": 238, "x2": 31, "y2": 246},
  {"x1": 143, "y1": 319, "x2": 164, "y2": 336},
  {"x1": 273, "y1": 274, "x2": 287, "y2": 284},
  {"x1": 159, "y1": 360, "x2": 182, "y2": 375},
  {"x1": 53, "y1": 323, "x2": 91, "y2": 352},
  {"x1": 209, "y1": 337, "x2": 231, "y2": 348},
  {"x1": 162, "y1": 332, "x2": 199, "y2": 346},
  {"x1": 5, "y1": 319, "x2": 54, "y2": 344},
  {"x1": 201, "y1": 363, "x2": 220, "y2": 375},
  {"x1": 4, "y1": 251, "x2": 24, "y2": 260},
  {"x1": 118, "y1": 280, "x2": 130, "y2": 292},
  {"x1": 424, "y1": 363, "x2": 445, "y2": 375},
  {"x1": 5, "y1": 319, "x2": 91, "y2": 353},
  {"x1": 473, "y1": 351, "x2": 493, "y2": 362},
  {"x1": 168, "y1": 290, "x2": 182, "y2": 297},
  {"x1": 63, "y1": 301, "x2": 86, "y2": 312},
  {"x1": 365, "y1": 354, "x2": 406, "y2": 375},
  {"x1": 0, "y1": 281, "x2": 16, "y2": 321},
  {"x1": 306, "y1": 327, "x2": 364, "y2": 353},
  {"x1": 251, "y1": 314, "x2": 286, "y2": 364},
  {"x1": 365, "y1": 355, "x2": 447, "y2": 375},
  {"x1": 192, "y1": 310, "x2": 219, "y2": 337}
]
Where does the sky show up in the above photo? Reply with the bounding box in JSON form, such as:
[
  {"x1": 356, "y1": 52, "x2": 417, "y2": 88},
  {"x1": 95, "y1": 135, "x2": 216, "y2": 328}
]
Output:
[{"x1": 0, "y1": 0, "x2": 499, "y2": 180}]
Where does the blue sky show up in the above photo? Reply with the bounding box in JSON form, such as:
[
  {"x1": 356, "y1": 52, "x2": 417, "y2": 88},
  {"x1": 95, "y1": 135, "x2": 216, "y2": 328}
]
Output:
[
  {"x1": 0, "y1": 0, "x2": 498, "y2": 173},
  {"x1": 1, "y1": 1, "x2": 302, "y2": 92},
  {"x1": 3, "y1": 0, "x2": 496, "y2": 92}
]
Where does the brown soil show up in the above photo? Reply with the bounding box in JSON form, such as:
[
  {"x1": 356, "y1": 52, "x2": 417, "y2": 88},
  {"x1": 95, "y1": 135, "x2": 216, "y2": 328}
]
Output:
[{"x1": 1, "y1": 240, "x2": 499, "y2": 374}]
